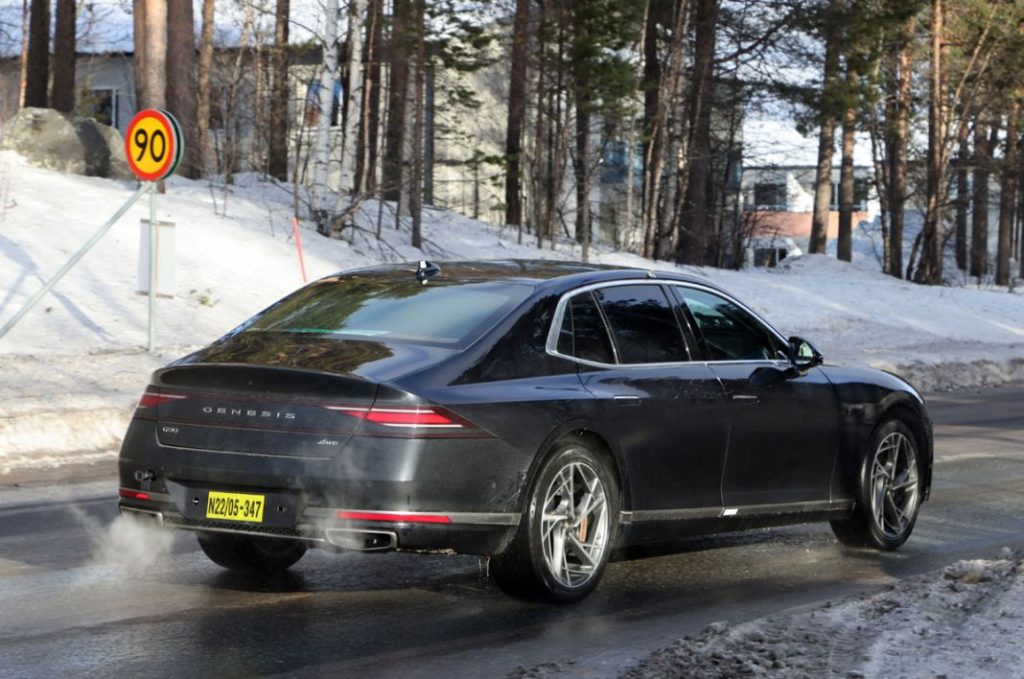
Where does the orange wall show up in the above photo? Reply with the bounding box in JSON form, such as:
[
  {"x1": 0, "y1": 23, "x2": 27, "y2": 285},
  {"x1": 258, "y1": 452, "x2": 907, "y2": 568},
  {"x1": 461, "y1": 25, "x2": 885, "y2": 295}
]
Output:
[{"x1": 747, "y1": 211, "x2": 872, "y2": 240}]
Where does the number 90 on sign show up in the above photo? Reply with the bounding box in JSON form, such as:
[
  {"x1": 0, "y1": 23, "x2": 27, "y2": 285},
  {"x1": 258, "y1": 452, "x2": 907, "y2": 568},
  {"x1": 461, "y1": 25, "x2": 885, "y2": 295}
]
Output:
[{"x1": 124, "y1": 108, "x2": 183, "y2": 182}]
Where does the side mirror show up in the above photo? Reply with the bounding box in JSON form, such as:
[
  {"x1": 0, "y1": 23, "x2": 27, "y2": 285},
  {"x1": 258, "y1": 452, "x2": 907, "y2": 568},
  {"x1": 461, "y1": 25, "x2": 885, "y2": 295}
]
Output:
[{"x1": 787, "y1": 336, "x2": 823, "y2": 371}]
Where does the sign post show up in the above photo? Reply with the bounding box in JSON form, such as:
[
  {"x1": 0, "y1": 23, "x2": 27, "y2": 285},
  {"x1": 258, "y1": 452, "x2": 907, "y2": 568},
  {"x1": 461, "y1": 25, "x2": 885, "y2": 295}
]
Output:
[
  {"x1": 124, "y1": 108, "x2": 182, "y2": 351},
  {"x1": 0, "y1": 108, "x2": 182, "y2": 346}
]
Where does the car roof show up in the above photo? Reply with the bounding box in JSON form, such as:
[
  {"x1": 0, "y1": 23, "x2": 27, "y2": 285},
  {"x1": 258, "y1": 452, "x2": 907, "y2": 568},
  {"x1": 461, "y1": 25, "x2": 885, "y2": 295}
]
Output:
[{"x1": 336, "y1": 259, "x2": 726, "y2": 293}]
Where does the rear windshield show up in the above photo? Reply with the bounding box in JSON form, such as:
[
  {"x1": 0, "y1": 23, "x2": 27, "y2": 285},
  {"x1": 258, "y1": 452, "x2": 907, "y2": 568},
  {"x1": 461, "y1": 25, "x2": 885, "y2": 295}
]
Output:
[{"x1": 242, "y1": 275, "x2": 533, "y2": 348}]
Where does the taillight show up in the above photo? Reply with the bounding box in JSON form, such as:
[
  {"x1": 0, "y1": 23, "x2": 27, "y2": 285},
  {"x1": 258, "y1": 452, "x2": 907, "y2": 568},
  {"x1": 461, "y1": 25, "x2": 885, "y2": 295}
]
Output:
[
  {"x1": 332, "y1": 406, "x2": 462, "y2": 428},
  {"x1": 325, "y1": 404, "x2": 487, "y2": 438},
  {"x1": 119, "y1": 488, "x2": 152, "y2": 501},
  {"x1": 134, "y1": 389, "x2": 187, "y2": 419}
]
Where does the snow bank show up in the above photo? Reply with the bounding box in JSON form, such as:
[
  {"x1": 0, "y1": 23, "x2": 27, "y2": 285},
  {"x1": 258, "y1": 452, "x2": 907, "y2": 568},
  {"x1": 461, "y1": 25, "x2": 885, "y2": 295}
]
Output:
[
  {"x1": 624, "y1": 548, "x2": 1024, "y2": 678},
  {"x1": 0, "y1": 150, "x2": 1022, "y2": 473}
]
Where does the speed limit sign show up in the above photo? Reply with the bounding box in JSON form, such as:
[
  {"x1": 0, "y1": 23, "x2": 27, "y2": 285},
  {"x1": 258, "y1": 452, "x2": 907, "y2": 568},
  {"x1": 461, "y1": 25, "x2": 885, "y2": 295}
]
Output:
[{"x1": 124, "y1": 108, "x2": 183, "y2": 181}]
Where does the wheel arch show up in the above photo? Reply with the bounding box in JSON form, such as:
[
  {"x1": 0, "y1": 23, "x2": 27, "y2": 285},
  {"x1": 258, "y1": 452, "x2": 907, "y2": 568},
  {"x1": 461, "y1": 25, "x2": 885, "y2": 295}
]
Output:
[
  {"x1": 878, "y1": 400, "x2": 933, "y2": 500},
  {"x1": 522, "y1": 423, "x2": 631, "y2": 514}
]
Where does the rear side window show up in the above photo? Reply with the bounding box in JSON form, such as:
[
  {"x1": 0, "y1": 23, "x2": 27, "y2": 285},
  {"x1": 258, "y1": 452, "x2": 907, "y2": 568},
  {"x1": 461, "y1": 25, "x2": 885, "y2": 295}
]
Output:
[
  {"x1": 594, "y1": 285, "x2": 689, "y2": 364},
  {"x1": 557, "y1": 292, "x2": 615, "y2": 364},
  {"x1": 674, "y1": 287, "x2": 786, "y2": 361},
  {"x1": 243, "y1": 276, "x2": 531, "y2": 348}
]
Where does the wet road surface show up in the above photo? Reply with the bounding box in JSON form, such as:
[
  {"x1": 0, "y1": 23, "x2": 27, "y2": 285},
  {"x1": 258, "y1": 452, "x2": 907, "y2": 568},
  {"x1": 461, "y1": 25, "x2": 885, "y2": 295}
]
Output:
[{"x1": 0, "y1": 385, "x2": 1022, "y2": 677}]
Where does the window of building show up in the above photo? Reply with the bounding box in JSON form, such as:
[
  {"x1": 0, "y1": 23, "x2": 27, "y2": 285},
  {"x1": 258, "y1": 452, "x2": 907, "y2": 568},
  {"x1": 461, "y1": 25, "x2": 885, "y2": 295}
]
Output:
[
  {"x1": 830, "y1": 178, "x2": 871, "y2": 211},
  {"x1": 305, "y1": 80, "x2": 342, "y2": 128},
  {"x1": 753, "y1": 182, "x2": 786, "y2": 210}
]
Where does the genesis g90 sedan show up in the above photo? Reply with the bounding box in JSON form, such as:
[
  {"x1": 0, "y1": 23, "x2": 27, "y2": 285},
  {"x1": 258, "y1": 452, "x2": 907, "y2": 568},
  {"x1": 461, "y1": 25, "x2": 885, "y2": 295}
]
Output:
[{"x1": 118, "y1": 260, "x2": 932, "y2": 602}]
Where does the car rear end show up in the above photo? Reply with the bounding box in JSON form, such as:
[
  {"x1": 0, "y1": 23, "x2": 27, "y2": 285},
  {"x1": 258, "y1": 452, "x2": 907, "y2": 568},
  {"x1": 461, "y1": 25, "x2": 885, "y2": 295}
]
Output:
[{"x1": 117, "y1": 267, "x2": 536, "y2": 556}]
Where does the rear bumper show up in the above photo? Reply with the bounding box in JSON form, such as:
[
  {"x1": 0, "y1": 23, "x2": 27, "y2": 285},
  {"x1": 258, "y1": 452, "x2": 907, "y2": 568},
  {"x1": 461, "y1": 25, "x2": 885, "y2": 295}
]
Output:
[
  {"x1": 119, "y1": 498, "x2": 518, "y2": 555},
  {"x1": 117, "y1": 420, "x2": 527, "y2": 556}
]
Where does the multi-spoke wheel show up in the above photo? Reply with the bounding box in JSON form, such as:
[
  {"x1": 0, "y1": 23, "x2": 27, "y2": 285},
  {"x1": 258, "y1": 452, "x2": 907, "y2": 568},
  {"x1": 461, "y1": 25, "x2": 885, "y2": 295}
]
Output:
[
  {"x1": 491, "y1": 439, "x2": 619, "y2": 603},
  {"x1": 832, "y1": 420, "x2": 922, "y2": 550}
]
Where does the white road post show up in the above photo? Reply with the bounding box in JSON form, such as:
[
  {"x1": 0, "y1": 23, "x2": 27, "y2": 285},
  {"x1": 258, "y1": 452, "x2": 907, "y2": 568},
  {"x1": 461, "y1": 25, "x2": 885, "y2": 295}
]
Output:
[{"x1": 148, "y1": 181, "x2": 157, "y2": 352}]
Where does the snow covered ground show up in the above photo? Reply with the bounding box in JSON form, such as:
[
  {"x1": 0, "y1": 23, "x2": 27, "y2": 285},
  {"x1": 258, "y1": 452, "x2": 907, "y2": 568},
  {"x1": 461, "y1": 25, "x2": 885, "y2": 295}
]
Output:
[
  {"x1": 0, "y1": 149, "x2": 1022, "y2": 474},
  {"x1": 622, "y1": 549, "x2": 1024, "y2": 678}
]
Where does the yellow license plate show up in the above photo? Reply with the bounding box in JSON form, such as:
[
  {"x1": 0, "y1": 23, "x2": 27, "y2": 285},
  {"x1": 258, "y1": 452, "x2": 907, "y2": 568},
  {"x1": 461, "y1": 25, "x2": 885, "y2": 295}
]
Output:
[{"x1": 206, "y1": 491, "x2": 265, "y2": 523}]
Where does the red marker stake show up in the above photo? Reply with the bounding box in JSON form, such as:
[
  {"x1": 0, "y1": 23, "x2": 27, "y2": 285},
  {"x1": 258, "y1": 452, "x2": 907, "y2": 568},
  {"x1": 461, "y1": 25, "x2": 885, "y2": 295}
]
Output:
[{"x1": 292, "y1": 217, "x2": 308, "y2": 284}]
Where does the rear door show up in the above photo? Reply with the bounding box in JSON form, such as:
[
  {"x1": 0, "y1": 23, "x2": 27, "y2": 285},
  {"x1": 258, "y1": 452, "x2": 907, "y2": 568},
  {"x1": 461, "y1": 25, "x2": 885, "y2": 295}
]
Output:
[
  {"x1": 556, "y1": 283, "x2": 729, "y2": 512},
  {"x1": 673, "y1": 286, "x2": 840, "y2": 508}
]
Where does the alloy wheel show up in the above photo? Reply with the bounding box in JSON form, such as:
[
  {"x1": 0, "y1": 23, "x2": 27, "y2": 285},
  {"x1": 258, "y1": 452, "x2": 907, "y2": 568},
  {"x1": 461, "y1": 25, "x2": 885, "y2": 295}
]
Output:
[
  {"x1": 539, "y1": 456, "x2": 610, "y2": 589},
  {"x1": 869, "y1": 431, "x2": 920, "y2": 540}
]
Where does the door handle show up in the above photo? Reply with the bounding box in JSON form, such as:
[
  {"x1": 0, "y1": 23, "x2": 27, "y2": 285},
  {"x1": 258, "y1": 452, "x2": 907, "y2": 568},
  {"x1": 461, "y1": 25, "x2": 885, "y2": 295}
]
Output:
[
  {"x1": 731, "y1": 394, "x2": 759, "y2": 403},
  {"x1": 613, "y1": 395, "x2": 641, "y2": 406}
]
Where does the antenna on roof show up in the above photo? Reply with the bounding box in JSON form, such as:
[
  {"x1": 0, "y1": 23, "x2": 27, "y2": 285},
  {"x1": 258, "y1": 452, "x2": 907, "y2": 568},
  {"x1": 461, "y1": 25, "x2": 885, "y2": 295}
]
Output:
[{"x1": 416, "y1": 260, "x2": 441, "y2": 285}]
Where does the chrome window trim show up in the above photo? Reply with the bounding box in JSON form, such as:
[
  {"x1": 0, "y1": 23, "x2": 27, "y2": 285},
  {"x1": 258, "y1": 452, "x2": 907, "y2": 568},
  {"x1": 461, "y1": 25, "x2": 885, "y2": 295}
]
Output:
[{"x1": 545, "y1": 279, "x2": 791, "y2": 369}]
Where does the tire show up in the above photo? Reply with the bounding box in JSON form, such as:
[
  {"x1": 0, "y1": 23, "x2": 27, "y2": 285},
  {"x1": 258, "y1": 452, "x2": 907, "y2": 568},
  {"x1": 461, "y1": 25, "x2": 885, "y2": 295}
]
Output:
[
  {"x1": 197, "y1": 533, "x2": 307, "y2": 574},
  {"x1": 831, "y1": 420, "x2": 923, "y2": 550},
  {"x1": 491, "y1": 438, "x2": 619, "y2": 604}
]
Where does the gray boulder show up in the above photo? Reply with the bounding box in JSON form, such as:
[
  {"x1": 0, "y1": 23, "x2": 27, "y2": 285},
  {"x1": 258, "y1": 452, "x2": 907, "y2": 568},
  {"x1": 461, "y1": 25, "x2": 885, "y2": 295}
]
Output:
[{"x1": 2, "y1": 107, "x2": 133, "y2": 180}]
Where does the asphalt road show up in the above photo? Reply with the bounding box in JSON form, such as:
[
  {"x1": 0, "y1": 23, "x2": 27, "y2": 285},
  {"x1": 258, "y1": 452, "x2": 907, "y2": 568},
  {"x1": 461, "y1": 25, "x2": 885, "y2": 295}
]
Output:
[{"x1": 0, "y1": 385, "x2": 1022, "y2": 678}]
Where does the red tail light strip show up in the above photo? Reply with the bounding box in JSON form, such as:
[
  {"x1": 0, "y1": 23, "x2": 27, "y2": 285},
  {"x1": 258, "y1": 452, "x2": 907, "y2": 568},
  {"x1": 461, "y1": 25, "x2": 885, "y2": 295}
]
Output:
[
  {"x1": 326, "y1": 406, "x2": 466, "y2": 429},
  {"x1": 119, "y1": 488, "x2": 152, "y2": 501},
  {"x1": 137, "y1": 392, "x2": 188, "y2": 408},
  {"x1": 337, "y1": 510, "x2": 452, "y2": 524}
]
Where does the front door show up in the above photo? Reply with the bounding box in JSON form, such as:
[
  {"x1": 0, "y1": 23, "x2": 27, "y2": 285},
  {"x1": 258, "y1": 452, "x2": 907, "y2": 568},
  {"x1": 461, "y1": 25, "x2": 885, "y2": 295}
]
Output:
[{"x1": 673, "y1": 286, "x2": 840, "y2": 508}]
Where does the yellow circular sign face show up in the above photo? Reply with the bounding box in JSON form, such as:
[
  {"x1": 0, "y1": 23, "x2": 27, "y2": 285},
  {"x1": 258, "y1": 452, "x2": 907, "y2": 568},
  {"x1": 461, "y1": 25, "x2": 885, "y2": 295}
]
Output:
[{"x1": 124, "y1": 109, "x2": 181, "y2": 181}]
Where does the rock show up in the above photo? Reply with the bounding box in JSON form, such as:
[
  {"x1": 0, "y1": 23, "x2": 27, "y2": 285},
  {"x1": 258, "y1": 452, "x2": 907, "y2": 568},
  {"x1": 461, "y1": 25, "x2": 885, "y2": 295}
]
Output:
[{"x1": 2, "y1": 107, "x2": 133, "y2": 180}]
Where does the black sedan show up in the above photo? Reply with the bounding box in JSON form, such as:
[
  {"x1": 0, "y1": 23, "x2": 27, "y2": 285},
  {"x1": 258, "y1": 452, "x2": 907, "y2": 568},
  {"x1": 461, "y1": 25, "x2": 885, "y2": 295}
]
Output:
[{"x1": 118, "y1": 260, "x2": 932, "y2": 603}]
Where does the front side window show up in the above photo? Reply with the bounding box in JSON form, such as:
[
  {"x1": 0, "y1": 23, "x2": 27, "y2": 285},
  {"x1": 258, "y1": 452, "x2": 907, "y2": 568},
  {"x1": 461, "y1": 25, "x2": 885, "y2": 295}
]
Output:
[
  {"x1": 675, "y1": 288, "x2": 785, "y2": 362},
  {"x1": 594, "y1": 285, "x2": 689, "y2": 364}
]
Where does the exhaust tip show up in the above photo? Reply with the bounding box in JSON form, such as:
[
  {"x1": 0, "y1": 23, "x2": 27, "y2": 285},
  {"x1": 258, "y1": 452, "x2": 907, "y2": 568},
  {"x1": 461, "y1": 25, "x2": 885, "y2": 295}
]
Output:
[
  {"x1": 120, "y1": 506, "x2": 164, "y2": 526},
  {"x1": 325, "y1": 528, "x2": 397, "y2": 552}
]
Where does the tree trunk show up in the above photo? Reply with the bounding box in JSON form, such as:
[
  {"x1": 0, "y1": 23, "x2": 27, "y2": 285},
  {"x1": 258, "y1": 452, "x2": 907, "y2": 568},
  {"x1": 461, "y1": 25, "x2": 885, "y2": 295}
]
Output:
[
  {"x1": 809, "y1": 0, "x2": 842, "y2": 256},
  {"x1": 409, "y1": 0, "x2": 425, "y2": 248},
  {"x1": 23, "y1": 0, "x2": 49, "y2": 109},
  {"x1": 970, "y1": 120, "x2": 990, "y2": 278},
  {"x1": 888, "y1": 42, "x2": 911, "y2": 278},
  {"x1": 338, "y1": 0, "x2": 365, "y2": 197},
  {"x1": 142, "y1": 0, "x2": 167, "y2": 111},
  {"x1": 312, "y1": 0, "x2": 339, "y2": 230},
  {"x1": 575, "y1": 103, "x2": 591, "y2": 262},
  {"x1": 18, "y1": 0, "x2": 29, "y2": 107},
  {"x1": 532, "y1": 1, "x2": 548, "y2": 249},
  {"x1": 383, "y1": 0, "x2": 410, "y2": 203},
  {"x1": 640, "y1": 0, "x2": 661, "y2": 257},
  {"x1": 267, "y1": 0, "x2": 290, "y2": 181},
  {"x1": 50, "y1": 0, "x2": 76, "y2": 113},
  {"x1": 133, "y1": 0, "x2": 145, "y2": 110},
  {"x1": 996, "y1": 101, "x2": 1019, "y2": 286},
  {"x1": 355, "y1": 0, "x2": 382, "y2": 194},
  {"x1": 166, "y1": 0, "x2": 198, "y2": 177},
  {"x1": 195, "y1": 0, "x2": 215, "y2": 177},
  {"x1": 677, "y1": 0, "x2": 718, "y2": 265},
  {"x1": 642, "y1": 0, "x2": 687, "y2": 259},
  {"x1": 504, "y1": 0, "x2": 530, "y2": 234},
  {"x1": 955, "y1": 137, "x2": 968, "y2": 271},
  {"x1": 837, "y1": 69, "x2": 856, "y2": 263},
  {"x1": 543, "y1": 10, "x2": 567, "y2": 249},
  {"x1": 917, "y1": 0, "x2": 944, "y2": 285}
]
